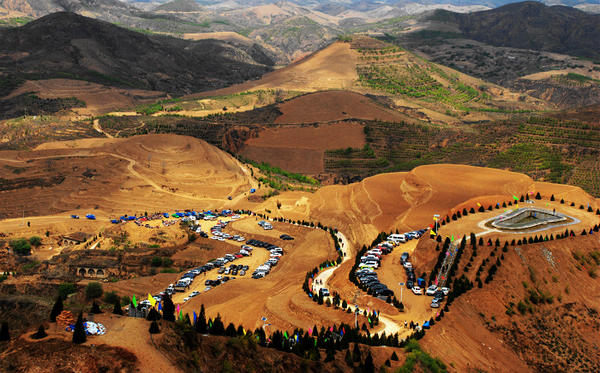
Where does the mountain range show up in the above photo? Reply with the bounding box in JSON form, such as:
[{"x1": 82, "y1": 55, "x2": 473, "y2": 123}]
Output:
[{"x1": 0, "y1": 12, "x2": 273, "y2": 94}]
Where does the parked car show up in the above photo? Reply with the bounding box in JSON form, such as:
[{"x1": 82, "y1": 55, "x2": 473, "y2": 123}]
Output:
[
  {"x1": 430, "y1": 300, "x2": 440, "y2": 308},
  {"x1": 441, "y1": 287, "x2": 450, "y2": 295},
  {"x1": 401, "y1": 252, "x2": 409, "y2": 263},
  {"x1": 411, "y1": 286, "x2": 423, "y2": 295},
  {"x1": 426, "y1": 285, "x2": 438, "y2": 296},
  {"x1": 403, "y1": 261, "x2": 413, "y2": 270}
]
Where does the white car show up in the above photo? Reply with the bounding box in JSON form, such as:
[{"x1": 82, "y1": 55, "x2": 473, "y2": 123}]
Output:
[
  {"x1": 204, "y1": 286, "x2": 211, "y2": 292},
  {"x1": 441, "y1": 287, "x2": 450, "y2": 295},
  {"x1": 190, "y1": 291, "x2": 201, "y2": 297},
  {"x1": 210, "y1": 236, "x2": 219, "y2": 240},
  {"x1": 411, "y1": 286, "x2": 423, "y2": 295},
  {"x1": 403, "y1": 262, "x2": 413, "y2": 270},
  {"x1": 183, "y1": 297, "x2": 190, "y2": 302},
  {"x1": 426, "y1": 285, "x2": 438, "y2": 296}
]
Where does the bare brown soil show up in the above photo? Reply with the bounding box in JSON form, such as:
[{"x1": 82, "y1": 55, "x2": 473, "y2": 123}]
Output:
[
  {"x1": 275, "y1": 91, "x2": 408, "y2": 124},
  {"x1": 240, "y1": 121, "x2": 365, "y2": 173},
  {"x1": 0, "y1": 134, "x2": 256, "y2": 219}
]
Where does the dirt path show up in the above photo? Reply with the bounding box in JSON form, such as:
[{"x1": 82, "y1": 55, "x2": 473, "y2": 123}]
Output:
[
  {"x1": 311, "y1": 229, "x2": 407, "y2": 336},
  {"x1": 93, "y1": 119, "x2": 114, "y2": 138},
  {"x1": 94, "y1": 315, "x2": 178, "y2": 373}
]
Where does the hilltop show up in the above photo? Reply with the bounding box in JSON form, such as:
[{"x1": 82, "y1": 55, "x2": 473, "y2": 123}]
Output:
[
  {"x1": 0, "y1": 12, "x2": 273, "y2": 96},
  {"x1": 430, "y1": 2, "x2": 600, "y2": 60}
]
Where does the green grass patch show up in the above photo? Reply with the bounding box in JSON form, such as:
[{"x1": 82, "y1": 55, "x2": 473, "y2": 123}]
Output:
[{"x1": 398, "y1": 340, "x2": 447, "y2": 373}]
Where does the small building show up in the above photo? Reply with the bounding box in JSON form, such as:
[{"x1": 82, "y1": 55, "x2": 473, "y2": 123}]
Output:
[{"x1": 60, "y1": 232, "x2": 91, "y2": 246}]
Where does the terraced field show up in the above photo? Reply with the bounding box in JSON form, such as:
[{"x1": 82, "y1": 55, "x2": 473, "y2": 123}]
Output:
[{"x1": 352, "y1": 38, "x2": 489, "y2": 113}]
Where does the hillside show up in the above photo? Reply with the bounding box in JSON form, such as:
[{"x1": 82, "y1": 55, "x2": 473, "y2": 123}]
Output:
[
  {"x1": 0, "y1": 134, "x2": 255, "y2": 219},
  {"x1": 249, "y1": 15, "x2": 341, "y2": 63},
  {"x1": 0, "y1": 0, "x2": 137, "y2": 18},
  {"x1": 431, "y1": 1, "x2": 600, "y2": 60},
  {"x1": 0, "y1": 12, "x2": 273, "y2": 96},
  {"x1": 154, "y1": 0, "x2": 202, "y2": 12}
]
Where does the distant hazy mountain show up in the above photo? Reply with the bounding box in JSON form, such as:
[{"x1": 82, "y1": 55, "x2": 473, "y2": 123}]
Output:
[
  {"x1": 0, "y1": 12, "x2": 273, "y2": 94},
  {"x1": 154, "y1": 0, "x2": 203, "y2": 12}
]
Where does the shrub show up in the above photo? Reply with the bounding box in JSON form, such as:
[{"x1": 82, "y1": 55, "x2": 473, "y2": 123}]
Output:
[
  {"x1": 112, "y1": 298, "x2": 123, "y2": 315},
  {"x1": 149, "y1": 320, "x2": 160, "y2": 334},
  {"x1": 0, "y1": 322, "x2": 9, "y2": 341},
  {"x1": 29, "y1": 236, "x2": 42, "y2": 246},
  {"x1": 103, "y1": 291, "x2": 119, "y2": 305},
  {"x1": 121, "y1": 295, "x2": 131, "y2": 306},
  {"x1": 9, "y1": 238, "x2": 31, "y2": 255},
  {"x1": 58, "y1": 282, "x2": 77, "y2": 300},
  {"x1": 31, "y1": 324, "x2": 47, "y2": 339},
  {"x1": 50, "y1": 296, "x2": 63, "y2": 322},
  {"x1": 151, "y1": 256, "x2": 162, "y2": 267},
  {"x1": 85, "y1": 282, "x2": 103, "y2": 300},
  {"x1": 90, "y1": 301, "x2": 102, "y2": 314},
  {"x1": 72, "y1": 312, "x2": 86, "y2": 344}
]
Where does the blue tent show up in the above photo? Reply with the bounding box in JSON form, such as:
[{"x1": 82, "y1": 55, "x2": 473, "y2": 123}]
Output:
[
  {"x1": 423, "y1": 321, "x2": 430, "y2": 329},
  {"x1": 71, "y1": 215, "x2": 79, "y2": 219},
  {"x1": 176, "y1": 212, "x2": 184, "y2": 217},
  {"x1": 163, "y1": 213, "x2": 169, "y2": 218},
  {"x1": 128, "y1": 216, "x2": 136, "y2": 221},
  {"x1": 85, "y1": 214, "x2": 96, "y2": 220},
  {"x1": 417, "y1": 278, "x2": 425, "y2": 287},
  {"x1": 111, "y1": 219, "x2": 119, "y2": 224},
  {"x1": 250, "y1": 188, "x2": 256, "y2": 193}
]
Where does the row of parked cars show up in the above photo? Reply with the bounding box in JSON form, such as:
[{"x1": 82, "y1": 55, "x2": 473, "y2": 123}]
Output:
[
  {"x1": 209, "y1": 221, "x2": 246, "y2": 242},
  {"x1": 355, "y1": 268, "x2": 394, "y2": 297},
  {"x1": 355, "y1": 242, "x2": 396, "y2": 297},
  {"x1": 246, "y1": 239, "x2": 284, "y2": 279},
  {"x1": 353, "y1": 229, "x2": 432, "y2": 301},
  {"x1": 160, "y1": 244, "x2": 256, "y2": 301},
  {"x1": 387, "y1": 229, "x2": 428, "y2": 244},
  {"x1": 399, "y1": 251, "x2": 449, "y2": 308}
]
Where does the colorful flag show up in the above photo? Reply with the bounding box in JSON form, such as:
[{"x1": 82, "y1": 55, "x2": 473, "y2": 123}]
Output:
[
  {"x1": 330, "y1": 326, "x2": 333, "y2": 332},
  {"x1": 158, "y1": 301, "x2": 162, "y2": 311},
  {"x1": 179, "y1": 310, "x2": 183, "y2": 320},
  {"x1": 284, "y1": 331, "x2": 288, "y2": 339},
  {"x1": 341, "y1": 327, "x2": 345, "y2": 336},
  {"x1": 132, "y1": 295, "x2": 137, "y2": 308},
  {"x1": 148, "y1": 293, "x2": 156, "y2": 307},
  {"x1": 193, "y1": 311, "x2": 197, "y2": 324},
  {"x1": 430, "y1": 230, "x2": 436, "y2": 236},
  {"x1": 368, "y1": 317, "x2": 371, "y2": 323},
  {"x1": 477, "y1": 202, "x2": 481, "y2": 207},
  {"x1": 177, "y1": 304, "x2": 180, "y2": 314},
  {"x1": 513, "y1": 195, "x2": 518, "y2": 201},
  {"x1": 451, "y1": 235, "x2": 454, "y2": 242}
]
